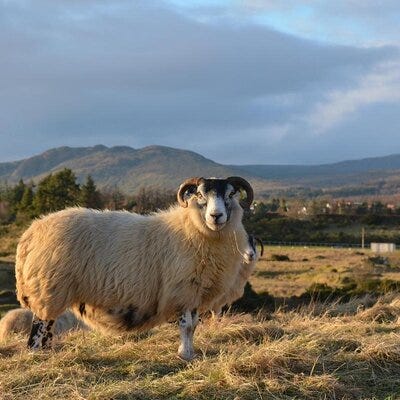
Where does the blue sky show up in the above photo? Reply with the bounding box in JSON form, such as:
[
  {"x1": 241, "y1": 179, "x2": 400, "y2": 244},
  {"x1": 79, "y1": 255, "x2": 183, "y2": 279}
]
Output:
[{"x1": 0, "y1": 0, "x2": 399, "y2": 165}]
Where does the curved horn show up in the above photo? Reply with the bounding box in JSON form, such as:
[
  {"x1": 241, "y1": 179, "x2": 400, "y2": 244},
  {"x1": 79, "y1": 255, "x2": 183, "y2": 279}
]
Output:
[
  {"x1": 227, "y1": 176, "x2": 254, "y2": 208},
  {"x1": 255, "y1": 237, "x2": 264, "y2": 257},
  {"x1": 177, "y1": 177, "x2": 203, "y2": 208}
]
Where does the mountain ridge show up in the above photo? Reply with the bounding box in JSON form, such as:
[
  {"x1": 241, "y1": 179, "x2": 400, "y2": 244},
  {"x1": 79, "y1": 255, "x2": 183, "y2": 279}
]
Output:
[
  {"x1": 235, "y1": 153, "x2": 400, "y2": 180},
  {"x1": 0, "y1": 145, "x2": 273, "y2": 194},
  {"x1": 1, "y1": 145, "x2": 400, "y2": 196}
]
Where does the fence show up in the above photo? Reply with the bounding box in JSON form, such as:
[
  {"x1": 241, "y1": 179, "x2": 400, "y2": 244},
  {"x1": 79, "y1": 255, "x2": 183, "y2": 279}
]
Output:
[{"x1": 263, "y1": 241, "x2": 399, "y2": 249}]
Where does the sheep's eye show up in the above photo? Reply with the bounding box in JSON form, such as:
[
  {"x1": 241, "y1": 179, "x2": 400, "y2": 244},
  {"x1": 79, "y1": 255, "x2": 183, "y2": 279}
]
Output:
[{"x1": 229, "y1": 191, "x2": 235, "y2": 199}]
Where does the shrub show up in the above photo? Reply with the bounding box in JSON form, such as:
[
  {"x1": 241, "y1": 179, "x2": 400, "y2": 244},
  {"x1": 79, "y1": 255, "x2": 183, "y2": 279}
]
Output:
[{"x1": 270, "y1": 254, "x2": 290, "y2": 262}]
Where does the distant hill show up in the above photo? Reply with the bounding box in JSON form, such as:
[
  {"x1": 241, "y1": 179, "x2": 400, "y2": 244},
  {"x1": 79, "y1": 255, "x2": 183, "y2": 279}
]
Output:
[
  {"x1": 0, "y1": 145, "x2": 273, "y2": 194},
  {"x1": 1, "y1": 146, "x2": 400, "y2": 197},
  {"x1": 235, "y1": 153, "x2": 400, "y2": 182},
  {"x1": 233, "y1": 154, "x2": 400, "y2": 197}
]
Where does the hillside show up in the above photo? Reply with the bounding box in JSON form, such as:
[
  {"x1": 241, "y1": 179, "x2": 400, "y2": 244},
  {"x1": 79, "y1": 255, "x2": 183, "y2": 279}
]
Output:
[
  {"x1": 2, "y1": 145, "x2": 400, "y2": 197},
  {"x1": 235, "y1": 153, "x2": 400, "y2": 195},
  {"x1": 237, "y1": 153, "x2": 400, "y2": 180},
  {"x1": 0, "y1": 145, "x2": 277, "y2": 195}
]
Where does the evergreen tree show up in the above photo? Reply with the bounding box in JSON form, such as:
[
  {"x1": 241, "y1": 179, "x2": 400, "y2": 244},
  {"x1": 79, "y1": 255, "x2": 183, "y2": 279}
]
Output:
[
  {"x1": 19, "y1": 186, "x2": 34, "y2": 214},
  {"x1": 33, "y1": 169, "x2": 80, "y2": 214},
  {"x1": 1, "y1": 179, "x2": 27, "y2": 218},
  {"x1": 79, "y1": 175, "x2": 103, "y2": 209},
  {"x1": 12, "y1": 179, "x2": 26, "y2": 204}
]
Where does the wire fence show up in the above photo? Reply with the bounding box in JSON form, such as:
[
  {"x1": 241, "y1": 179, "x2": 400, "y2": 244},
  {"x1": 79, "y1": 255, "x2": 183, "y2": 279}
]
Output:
[{"x1": 263, "y1": 241, "x2": 399, "y2": 249}]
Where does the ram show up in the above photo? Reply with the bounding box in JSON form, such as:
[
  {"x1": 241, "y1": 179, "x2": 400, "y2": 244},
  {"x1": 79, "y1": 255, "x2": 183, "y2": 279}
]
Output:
[
  {"x1": 210, "y1": 234, "x2": 264, "y2": 315},
  {"x1": 15, "y1": 176, "x2": 253, "y2": 360},
  {"x1": 0, "y1": 309, "x2": 87, "y2": 341}
]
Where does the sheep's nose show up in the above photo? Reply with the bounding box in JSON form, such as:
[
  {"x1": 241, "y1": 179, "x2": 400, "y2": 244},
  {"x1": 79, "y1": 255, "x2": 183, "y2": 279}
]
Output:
[{"x1": 211, "y1": 212, "x2": 223, "y2": 221}]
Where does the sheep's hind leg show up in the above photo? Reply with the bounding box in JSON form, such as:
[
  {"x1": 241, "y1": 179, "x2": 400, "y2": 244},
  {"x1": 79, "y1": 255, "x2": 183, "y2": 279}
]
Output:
[
  {"x1": 178, "y1": 309, "x2": 199, "y2": 361},
  {"x1": 27, "y1": 314, "x2": 55, "y2": 350}
]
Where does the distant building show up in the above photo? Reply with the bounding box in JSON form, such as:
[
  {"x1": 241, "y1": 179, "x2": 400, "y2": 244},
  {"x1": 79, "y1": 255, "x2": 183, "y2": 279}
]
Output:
[
  {"x1": 387, "y1": 204, "x2": 396, "y2": 212},
  {"x1": 371, "y1": 243, "x2": 396, "y2": 253}
]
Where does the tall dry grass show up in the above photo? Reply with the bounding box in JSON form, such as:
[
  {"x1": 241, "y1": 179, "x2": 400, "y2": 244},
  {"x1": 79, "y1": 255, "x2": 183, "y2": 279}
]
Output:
[{"x1": 1, "y1": 295, "x2": 400, "y2": 399}]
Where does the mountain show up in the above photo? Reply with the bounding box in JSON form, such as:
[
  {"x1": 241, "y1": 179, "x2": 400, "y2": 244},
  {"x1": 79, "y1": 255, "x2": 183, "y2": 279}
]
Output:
[
  {"x1": 1, "y1": 146, "x2": 400, "y2": 198},
  {"x1": 235, "y1": 153, "x2": 400, "y2": 182},
  {"x1": 0, "y1": 145, "x2": 273, "y2": 194}
]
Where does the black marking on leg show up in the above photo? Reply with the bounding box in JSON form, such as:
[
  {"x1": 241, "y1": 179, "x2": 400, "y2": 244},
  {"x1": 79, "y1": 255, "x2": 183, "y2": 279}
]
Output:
[
  {"x1": 46, "y1": 320, "x2": 55, "y2": 331},
  {"x1": 27, "y1": 320, "x2": 41, "y2": 348},
  {"x1": 79, "y1": 303, "x2": 86, "y2": 316},
  {"x1": 42, "y1": 333, "x2": 50, "y2": 348}
]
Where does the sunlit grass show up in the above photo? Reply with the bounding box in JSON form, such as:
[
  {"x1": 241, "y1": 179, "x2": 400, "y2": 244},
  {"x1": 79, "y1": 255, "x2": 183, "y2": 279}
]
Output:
[{"x1": 2, "y1": 299, "x2": 400, "y2": 399}]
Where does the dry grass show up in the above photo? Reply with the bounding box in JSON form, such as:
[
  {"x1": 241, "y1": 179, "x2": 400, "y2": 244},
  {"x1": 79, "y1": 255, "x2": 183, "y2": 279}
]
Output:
[
  {"x1": 2, "y1": 241, "x2": 400, "y2": 398},
  {"x1": 2, "y1": 301, "x2": 400, "y2": 399},
  {"x1": 252, "y1": 246, "x2": 400, "y2": 297},
  {"x1": 0, "y1": 223, "x2": 27, "y2": 263}
]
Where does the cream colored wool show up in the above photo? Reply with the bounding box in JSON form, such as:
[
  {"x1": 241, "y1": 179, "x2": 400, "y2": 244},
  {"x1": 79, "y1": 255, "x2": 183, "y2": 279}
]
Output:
[
  {"x1": 0, "y1": 308, "x2": 87, "y2": 341},
  {"x1": 16, "y1": 200, "x2": 248, "y2": 334},
  {"x1": 210, "y1": 250, "x2": 259, "y2": 314}
]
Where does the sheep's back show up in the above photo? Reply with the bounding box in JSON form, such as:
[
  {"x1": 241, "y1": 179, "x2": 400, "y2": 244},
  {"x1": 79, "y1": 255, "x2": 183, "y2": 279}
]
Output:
[{"x1": 15, "y1": 208, "x2": 162, "y2": 320}]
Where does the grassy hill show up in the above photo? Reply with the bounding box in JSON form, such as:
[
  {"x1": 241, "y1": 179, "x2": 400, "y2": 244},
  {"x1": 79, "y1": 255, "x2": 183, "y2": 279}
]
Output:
[
  {"x1": 2, "y1": 145, "x2": 400, "y2": 197},
  {"x1": 236, "y1": 153, "x2": 400, "y2": 182},
  {"x1": 234, "y1": 153, "x2": 400, "y2": 197},
  {"x1": 0, "y1": 145, "x2": 275, "y2": 195}
]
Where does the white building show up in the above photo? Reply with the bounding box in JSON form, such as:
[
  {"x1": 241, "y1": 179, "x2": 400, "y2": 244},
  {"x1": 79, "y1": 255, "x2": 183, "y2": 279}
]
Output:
[{"x1": 371, "y1": 243, "x2": 396, "y2": 253}]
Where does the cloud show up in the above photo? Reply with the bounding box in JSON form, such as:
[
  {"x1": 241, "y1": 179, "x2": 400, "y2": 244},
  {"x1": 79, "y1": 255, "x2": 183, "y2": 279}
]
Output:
[
  {"x1": 220, "y1": 1, "x2": 400, "y2": 46},
  {"x1": 0, "y1": 0, "x2": 399, "y2": 164},
  {"x1": 305, "y1": 59, "x2": 400, "y2": 134}
]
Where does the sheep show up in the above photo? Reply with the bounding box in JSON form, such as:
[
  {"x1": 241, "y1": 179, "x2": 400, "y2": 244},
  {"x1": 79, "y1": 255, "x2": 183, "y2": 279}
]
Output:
[
  {"x1": 210, "y1": 234, "x2": 264, "y2": 315},
  {"x1": 0, "y1": 308, "x2": 87, "y2": 342},
  {"x1": 15, "y1": 176, "x2": 253, "y2": 360}
]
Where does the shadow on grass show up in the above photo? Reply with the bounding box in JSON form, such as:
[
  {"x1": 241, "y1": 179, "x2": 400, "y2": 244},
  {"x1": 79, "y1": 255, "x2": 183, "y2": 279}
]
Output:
[
  {"x1": 256, "y1": 269, "x2": 310, "y2": 278},
  {"x1": 0, "y1": 343, "x2": 21, "y2": 358}
]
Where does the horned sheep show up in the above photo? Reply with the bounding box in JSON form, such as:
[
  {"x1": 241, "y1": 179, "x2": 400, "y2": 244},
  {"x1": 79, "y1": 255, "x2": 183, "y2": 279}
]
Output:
[
  {"x1": 0, "y1": 309, "x2": 87, "y2": 342},
  {"x1": 210, "y1": 234, "x2": 264, "y2": 315},
  {"x1": 15, "y1": 176, "x2": 254, "y2": 360}
]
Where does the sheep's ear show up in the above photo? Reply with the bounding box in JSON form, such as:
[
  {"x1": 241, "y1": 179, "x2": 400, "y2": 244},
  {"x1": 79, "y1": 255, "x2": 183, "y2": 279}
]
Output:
[
  {"x1": 177, "y1": 177, "x2": 202, "y2": 207},
  {"x1": 226, "y1": 177, "x2": 254, "y2": 209}
]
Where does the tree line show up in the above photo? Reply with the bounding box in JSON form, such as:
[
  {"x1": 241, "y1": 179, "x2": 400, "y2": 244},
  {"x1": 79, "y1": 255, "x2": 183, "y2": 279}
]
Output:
[
  {"x1": 0, "y1": 169, "x2": 175, "y2": 224},
  {"x1": 1, "y1": 170, "x2": 399, "y2": 245}
]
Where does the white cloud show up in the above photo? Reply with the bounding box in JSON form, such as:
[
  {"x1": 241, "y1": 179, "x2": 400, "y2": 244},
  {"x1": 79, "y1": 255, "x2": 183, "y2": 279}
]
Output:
[
  {"x1": 305, "y1": 59, "x2": 400, "y2": 134},
  {"x1": 0, "y1": 0, "x2": 399, "y2": 164}
]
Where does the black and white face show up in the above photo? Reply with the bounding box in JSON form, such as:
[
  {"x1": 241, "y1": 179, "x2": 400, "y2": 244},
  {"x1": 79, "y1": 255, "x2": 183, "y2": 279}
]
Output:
[
  {"x1": 243, "y1": 235, "x2": 257, "y2": 264},
  {"x1": 195, "y1": 179, "x2": 238, "y2": 231},
  {"x1": 177, "y1": 176, "x2": 253, "y2": 234}
]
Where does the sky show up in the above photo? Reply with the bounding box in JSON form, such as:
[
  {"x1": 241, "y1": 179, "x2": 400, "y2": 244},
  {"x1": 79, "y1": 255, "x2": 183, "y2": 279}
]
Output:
[{"x1": 1, "y1": 0, "x2": 400, "y2": 165}]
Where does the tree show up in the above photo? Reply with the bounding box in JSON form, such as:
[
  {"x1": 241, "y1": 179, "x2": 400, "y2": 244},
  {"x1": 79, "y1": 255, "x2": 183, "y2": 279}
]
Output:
[
  {"x1": 19, "y1": 185, "x2": 34, "y2": 215},
  {"x1": 79, "y1": 176, "x2": 103, "y2": 209},
  {"x1": 33, "y1": 169, "x2": 80, "y2": 214},
  {"x1": 134, "y1": 187, "x2": 175, "y2": 214},
  {"x1": 0, "y1": 179, "x2": 27, "y2": 220},
  {"x1": 11, "y1": 179, "x2": 26, "y2": 205}
]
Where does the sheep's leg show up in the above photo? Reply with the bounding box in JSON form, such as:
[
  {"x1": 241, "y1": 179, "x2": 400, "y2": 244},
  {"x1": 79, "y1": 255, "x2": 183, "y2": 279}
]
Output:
[
  {"x1": 178, "y1": 309, "x2": 199, "y2": 361},
  {"x1": 27, "y1": 314, "x2": 55, "y2": 350}
]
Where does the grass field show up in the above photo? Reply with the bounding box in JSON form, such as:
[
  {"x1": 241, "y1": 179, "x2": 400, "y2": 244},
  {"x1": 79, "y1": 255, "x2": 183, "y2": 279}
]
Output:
[
  {"x1": 252, "y1": 246, "x2": 400, "y2": 298},
  {"x1": 1, "y1": 245, "x2": 400, "y2": 399}
]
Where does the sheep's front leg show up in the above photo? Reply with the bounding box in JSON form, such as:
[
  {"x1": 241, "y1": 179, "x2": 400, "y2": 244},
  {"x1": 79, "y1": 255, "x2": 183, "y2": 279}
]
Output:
[
  {"x1": 27, "y1": 314, "x2": 55, "y2": 350},
  {"x1": 178, "y1": 309, "x2": 199, "y2": 361}
]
